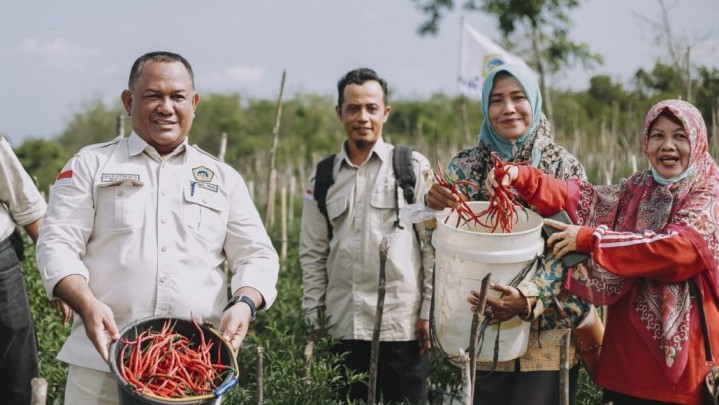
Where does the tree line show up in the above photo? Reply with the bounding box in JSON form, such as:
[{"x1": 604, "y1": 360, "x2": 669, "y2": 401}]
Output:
[{"x1": 10, "y1": 61, "x2": 719, "y2": 196}]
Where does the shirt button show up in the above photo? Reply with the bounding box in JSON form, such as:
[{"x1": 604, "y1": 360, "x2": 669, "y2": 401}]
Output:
[
  {"x1": 117, "y1": 190, "x2": 124, "y2": 196},
  {"x1": 160, "y1": 219, "x2": 167, "y2": 224},
  {"x1": 202, "y1": 199, "x2": 207, "y2": 204},
  {"x1": 161, "y1": 246, "x2": 167, "y2": 252},
  {"x1": 161, "y1": 191, "x2": 166, "y2": 196},
  {"x1": 160, "y1": 275, "x2": 168, "y2": 283}
]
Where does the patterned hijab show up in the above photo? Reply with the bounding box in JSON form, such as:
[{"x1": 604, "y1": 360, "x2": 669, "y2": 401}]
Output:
[{"x1": 566, "y1": 99, "x2": 719, "y2": 382}]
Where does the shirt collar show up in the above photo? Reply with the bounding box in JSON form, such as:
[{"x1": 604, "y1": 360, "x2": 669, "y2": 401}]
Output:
[
  {"x1": 338, "y1": 137, "x2": 390, "y2": 168},
  {"x1": 128, "y1": 132, "x2": 188, "y2": 158}
]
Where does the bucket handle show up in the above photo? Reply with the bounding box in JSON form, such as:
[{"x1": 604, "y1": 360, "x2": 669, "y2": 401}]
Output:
[{"x1": 214, "y1": 375, "x2": 239, "y2": 397}]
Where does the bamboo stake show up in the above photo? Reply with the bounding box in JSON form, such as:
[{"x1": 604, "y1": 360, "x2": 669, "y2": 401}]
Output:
[
  {"x1": 116, "y1": 115, "x2": 125, "y2": 138},
  {"x1": 31, "y1": 377, "x2": 47, "y2": 405},
  {"x1": 468, "y1": 273, "x2": 491, "y2": 404},
  {"x1": 289, "y1": 175, "x2": 297, "y2": 227},
  {"x1": 257, "y1": 346, "x2": 264, "y2": 405},
  {"x1": 218, "y1": 132, "x2": 227, "y2": 162},
  {"x1": 559, "y1": 330, "x2": 571, "y2": 405},
  {"x1": 459, "y1": 95, "x2": 471, "y2": 145},
  {"x1": 280, "y1": 186, "x2": 288, "y2": 263},
  {"x1": 303, "y1": 340, "x2": 315, "y2": 384},
  {"x1": 458, "y1": 349, "x2": 472, "y2": 405},
  {"x1": 368, "y1": 238, "x2": 389, "y2": 405},
  {"x1": 264, "y1": 70, "x2": 287, "y2": 229}
]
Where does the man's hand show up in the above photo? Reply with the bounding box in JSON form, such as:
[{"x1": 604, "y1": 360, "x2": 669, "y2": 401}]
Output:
[
  {"x1": 53, "y1": 274, "x2": 119, "y2": 362},
  {"x1": 415, "y1": 319, "x2": 431, "y2": 355},
  {"x1": 219, "y1": 302, "x2": 253, "y2": 352},
  {"x1": 79, "y1": 299, "x2": 120, "y2": 362},
  {"x1": 220, "y1": 287, "x2": 263, "y2": 352}
]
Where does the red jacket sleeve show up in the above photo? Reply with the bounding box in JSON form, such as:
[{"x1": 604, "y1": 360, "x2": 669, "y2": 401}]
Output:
[
  {"x1": 513, "y1": 166, "x2": 568, "y2": 216},
  {"x1": 577, "y1": 225, "x2": 705, "y2": 283}
]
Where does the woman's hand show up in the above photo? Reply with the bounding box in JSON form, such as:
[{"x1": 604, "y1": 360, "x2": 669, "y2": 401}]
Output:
[
  {"x1": 544, "y1": 218, "x2": 580, "y2": 258},
  {"x1": 426, "y1": 183, "x2": 459, "y2": 211},
  {"x1": 485, "y1": 165, "x2": 519, "y2": 197},
  {"x1": 468, "y1": 283, "x2": 529, "y2": 324}
]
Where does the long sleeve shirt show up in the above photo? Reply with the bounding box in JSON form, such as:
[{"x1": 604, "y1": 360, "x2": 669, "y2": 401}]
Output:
[
  {"x1": 0, "y1": 134, "x2": 46, "y2": 239},
  {"x1": 36, "y1": 133, "x2": 279, "y2": 372},
  {"x1": 300, "y1": 139, "x2": 434, "y2": 341}
]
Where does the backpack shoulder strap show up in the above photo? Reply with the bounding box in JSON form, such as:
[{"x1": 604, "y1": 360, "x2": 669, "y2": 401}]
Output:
[
  {"x1": 393, "y1": 145, "x2": 416, "y2": 204},
  {"x1": 313, "y1": 154, "x2": 336, "y2": 240}
]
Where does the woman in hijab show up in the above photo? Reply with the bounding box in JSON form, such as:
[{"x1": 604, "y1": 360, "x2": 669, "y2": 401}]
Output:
[
  {"x1": 485, "y1": 99, "x2": 719, "y2": 404},
  {"x1": 426, "y1": 63, "x2": 591, "y2": 405}
]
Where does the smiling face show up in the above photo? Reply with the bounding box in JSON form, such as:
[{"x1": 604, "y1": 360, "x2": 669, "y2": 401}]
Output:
[
  {"x1": 487, "y1": 74, "x2": 533, "y2": 141},
  {"x1": 121, "y1": 61, "x2": 199, "y2": 155},
  {"x1": 335, "y1": 80, "x2": 390, "y2": 152},
  {"x1": 646, "y1": 115, "x2": 691, "y2": 178}
]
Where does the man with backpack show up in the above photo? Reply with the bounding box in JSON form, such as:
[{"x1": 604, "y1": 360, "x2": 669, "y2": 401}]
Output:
[{"x1": 300, "y1": 68, "x2": 435, "y2": 404}]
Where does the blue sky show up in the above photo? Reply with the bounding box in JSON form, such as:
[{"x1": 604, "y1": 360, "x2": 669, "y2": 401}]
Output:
[{"x1": 1, "y1": 0, "x2": 716, "y2": 143}]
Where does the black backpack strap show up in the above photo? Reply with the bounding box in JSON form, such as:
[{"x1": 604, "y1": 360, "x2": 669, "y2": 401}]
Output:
[
  {"x1": 392, "y1": 145, "x2": 416, "y2": 229},
  {"x1": 313, "y1": 154, "x2": 336, "y2": 240},
  {"x1": 393, "y1": 145, "x2": 416, "y2": 204}
]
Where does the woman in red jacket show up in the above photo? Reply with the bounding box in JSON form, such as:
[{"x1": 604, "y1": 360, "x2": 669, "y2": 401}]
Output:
[{"x1": 483, "y1": 99, "x2": 719, "y2": 404}]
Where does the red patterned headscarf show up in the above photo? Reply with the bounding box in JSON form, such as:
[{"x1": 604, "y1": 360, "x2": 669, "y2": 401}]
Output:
[{"x1": 566, "y1": 99, "x2": 719, "y2": 382}]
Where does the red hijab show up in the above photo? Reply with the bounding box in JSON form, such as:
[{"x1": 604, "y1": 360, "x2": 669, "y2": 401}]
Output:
[{"x1": 566, "y1": 99, "x2": 719, "y2": 382}]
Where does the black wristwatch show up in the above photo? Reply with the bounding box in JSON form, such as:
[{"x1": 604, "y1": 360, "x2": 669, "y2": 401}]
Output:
[{"x1": 223, "y1": 295, "x2": 257, "y2": 319}]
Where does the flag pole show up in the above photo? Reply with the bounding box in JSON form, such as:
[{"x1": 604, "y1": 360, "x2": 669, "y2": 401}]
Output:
[{"x1": 458, "y1": 16, "x2": 471, "y2": 145}]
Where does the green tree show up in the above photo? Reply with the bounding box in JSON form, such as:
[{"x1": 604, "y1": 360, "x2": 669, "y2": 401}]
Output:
[
  {"x1": 15, "y1": 138, "x2": 70, "y2": 194},
  {"x1": 57, "y1": 99, "x2": 127, "y2": 155}
]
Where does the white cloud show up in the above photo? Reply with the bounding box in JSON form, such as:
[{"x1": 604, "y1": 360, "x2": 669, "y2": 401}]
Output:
[
  {"x1": 203, "y1": 65, "x2": 265, "y2": 90},
  {"x1": 20, "y1": 37, "x2": 98, "y2": 68}
]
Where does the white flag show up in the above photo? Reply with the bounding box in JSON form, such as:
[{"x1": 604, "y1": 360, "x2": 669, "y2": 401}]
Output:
[{"x1": 458, "y1": 20, "x2": 534, "y2": 98}]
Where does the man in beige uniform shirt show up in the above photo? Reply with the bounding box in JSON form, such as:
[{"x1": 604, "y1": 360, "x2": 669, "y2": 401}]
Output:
[
  {"x1": 300, "y1": 68, "x2": 435, "y2": 404},
  {"x1": 36, "y1": 51, "x2": 279, "y2": 405},
  {"x1": 0, "y1": 133, "x2": 47, "y2": 405}
]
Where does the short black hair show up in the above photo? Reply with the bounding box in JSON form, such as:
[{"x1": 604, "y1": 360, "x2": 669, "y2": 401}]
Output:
[
  {"x1": 128, "y1": 51, "x2": 194, "y2": 91},
  {"x1": 337, "y1": 68, "x2": 388, "y2": 107}
]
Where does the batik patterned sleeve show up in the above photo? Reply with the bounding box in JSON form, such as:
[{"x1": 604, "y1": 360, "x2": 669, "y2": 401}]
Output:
[{"x1": 517, "y1": 256, "x2": 591, "y2": 329}]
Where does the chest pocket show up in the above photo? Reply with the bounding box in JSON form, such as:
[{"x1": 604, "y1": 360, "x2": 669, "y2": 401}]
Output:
[
  {"x1": 96, "y1": 179, "x2": 145, "y2": 232},
  {"x1": 370, "y1": 184, "x2": 402, "y2": 230},
  {"x1": 183, "y1": 186, "x2": 228, "y2": 242},
  {"x1": 326, "y1": 196, "x2": 348, "y2": 221}
]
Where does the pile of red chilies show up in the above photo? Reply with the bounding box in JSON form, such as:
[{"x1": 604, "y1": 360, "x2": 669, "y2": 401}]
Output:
[
  {"x1": 118, "y1": 319, "x2": 229, "y2": 398},
  {"x1": 435, "y1": 152, "x2": 525, "y2": 233}
]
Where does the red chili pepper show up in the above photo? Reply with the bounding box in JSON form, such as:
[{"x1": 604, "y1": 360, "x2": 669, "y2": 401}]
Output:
[{"x1": 117, "y1": 319, "x2": 230, "y2": 398}]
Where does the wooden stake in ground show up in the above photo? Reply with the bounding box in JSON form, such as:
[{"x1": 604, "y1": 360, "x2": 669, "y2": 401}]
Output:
[
  {"x1": 116, "y1": 115, "x2": 125, "y2": 138},
  {"x1": 257, "y1": 346, "x2": 265, "y2": 405},
  {"x1": 218, "y1": 132, "x2": 227, "y2": 162},
  {"x1": 368, "y1": 238, "x2": 389, "y2": 405},
  {"x1": 468, "y1": 273, "x2": 491, "y2": 404},
  {"x1": 264, "y1": 70, "x2": 287, "y2": 229},
  {"x1": 280, "y1": 186, "x2": 288, "y2": 263},
  {"x1": 458, "y1": 349, "x2": 472, "y2": 405},
  {"x1": 31, "y1": 377, "x2": 47, "y2": 405},
  {"x1": 559, "y1": 330, "x2": 571, "y2": 405}
]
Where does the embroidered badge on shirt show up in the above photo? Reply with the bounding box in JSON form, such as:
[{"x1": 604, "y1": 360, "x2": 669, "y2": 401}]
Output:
[
  {"x1": 54, "y1": 170, "x2": 73, "y2": 186},
  {"x1": 101, "y1": 173, "x2": 141, "y2": 183},
  {"x1": 192, "y1": 166, "x2": 214, "y2": 182}
]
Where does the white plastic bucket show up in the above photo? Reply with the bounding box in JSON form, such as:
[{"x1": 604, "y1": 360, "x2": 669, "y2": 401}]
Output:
[{"x1": 431, "y1": 201, "x2": 544, "y2": 363}]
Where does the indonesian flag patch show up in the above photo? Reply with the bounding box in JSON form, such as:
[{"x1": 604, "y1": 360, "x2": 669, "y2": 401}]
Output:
[{"x1": 54, "y1": 170, "x2": 73, "y2": 187}]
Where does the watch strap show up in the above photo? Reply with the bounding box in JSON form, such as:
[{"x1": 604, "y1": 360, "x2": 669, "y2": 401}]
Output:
[{"x1": 223, "y1": 295, "x2": 257, "y2": 319}]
